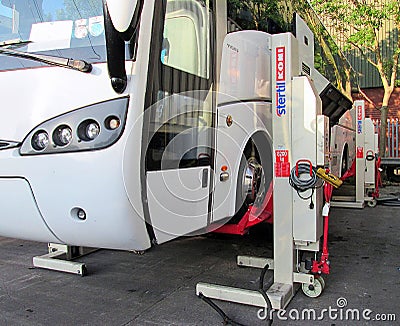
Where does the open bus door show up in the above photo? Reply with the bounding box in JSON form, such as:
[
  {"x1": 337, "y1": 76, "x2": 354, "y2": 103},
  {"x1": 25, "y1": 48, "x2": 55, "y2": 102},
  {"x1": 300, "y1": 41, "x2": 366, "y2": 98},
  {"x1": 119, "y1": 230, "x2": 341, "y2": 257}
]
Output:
[{"x1": 143, "y1": 0, "x2": 216, "y2": 244}]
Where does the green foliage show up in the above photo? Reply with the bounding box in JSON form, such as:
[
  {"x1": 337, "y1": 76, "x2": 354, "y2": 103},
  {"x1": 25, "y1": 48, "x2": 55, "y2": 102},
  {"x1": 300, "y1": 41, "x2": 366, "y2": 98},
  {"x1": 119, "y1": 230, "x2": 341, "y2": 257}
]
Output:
[
  {"x1": 311, "y1": 0, "x2": 399, "y2": 157},
  {"x1": 311, "y1": 0, "x2": 400, "y2": 88},
  {"x1": 55, "y1": 0, "x2": 102, "y2": 21},
  {"x1": 228, "y1": 0, "x2": 284, "y2": 31}
]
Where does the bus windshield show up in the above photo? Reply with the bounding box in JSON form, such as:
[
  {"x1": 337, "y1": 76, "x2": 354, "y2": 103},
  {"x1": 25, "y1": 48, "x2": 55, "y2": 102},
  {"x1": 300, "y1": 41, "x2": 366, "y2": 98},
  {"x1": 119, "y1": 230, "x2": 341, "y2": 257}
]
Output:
[{"x1": 0, "y1": 0, "x2": 105, "y2": 71}]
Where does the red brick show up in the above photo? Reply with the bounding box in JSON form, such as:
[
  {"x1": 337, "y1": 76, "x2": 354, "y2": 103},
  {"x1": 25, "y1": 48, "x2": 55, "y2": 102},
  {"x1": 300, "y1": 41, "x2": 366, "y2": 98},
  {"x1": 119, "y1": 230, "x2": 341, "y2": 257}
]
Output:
[{"x1": 352, "y1": 87, "x2": 400, "y2": 121}]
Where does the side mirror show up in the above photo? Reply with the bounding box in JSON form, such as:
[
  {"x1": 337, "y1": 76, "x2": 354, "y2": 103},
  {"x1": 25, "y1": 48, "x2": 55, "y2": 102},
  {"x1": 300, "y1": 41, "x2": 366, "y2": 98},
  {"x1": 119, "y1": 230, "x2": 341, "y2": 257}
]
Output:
[
  {"x1": 103, "y1": 0, "x2": 142, "y2": 93},
  {"x1": 105, "y1": 0, "x2": 138, "y2": 34}
]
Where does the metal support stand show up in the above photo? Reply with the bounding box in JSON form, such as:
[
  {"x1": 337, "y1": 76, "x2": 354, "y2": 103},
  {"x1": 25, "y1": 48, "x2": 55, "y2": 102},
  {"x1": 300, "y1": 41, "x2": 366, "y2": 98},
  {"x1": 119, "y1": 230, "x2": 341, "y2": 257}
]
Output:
[
  {"x1": 196, "y1": 256, "x2": 311, "y2": 310},
  {"x1": 33, "y1": 243, "x2": 98, "y2": 276},
  {"x1": 331, "y1": 101, "x2": 378, "y2": 209},
  {"x1": 197, "y1": 28, "x2": 328, "y2": 313},
  {"x1": 330, "y1": 197, "x2": 365, "y2": 209}
]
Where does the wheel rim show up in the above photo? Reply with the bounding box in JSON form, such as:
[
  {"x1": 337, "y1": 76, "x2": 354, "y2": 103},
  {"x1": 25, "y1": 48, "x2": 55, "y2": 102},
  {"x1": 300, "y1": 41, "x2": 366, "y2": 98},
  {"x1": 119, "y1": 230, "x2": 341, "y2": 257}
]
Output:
[
  {"x1": 302, "y1": 278, "x2": 323, "y2": 298},
  {"x1": 241, "y1": 157, "x2": 263, "y2": 205}
]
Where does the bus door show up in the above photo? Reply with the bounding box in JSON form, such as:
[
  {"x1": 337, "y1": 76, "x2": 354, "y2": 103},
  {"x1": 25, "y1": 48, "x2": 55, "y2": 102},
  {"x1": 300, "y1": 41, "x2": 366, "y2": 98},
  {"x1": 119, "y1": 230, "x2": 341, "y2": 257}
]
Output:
[{"x1": 144, "y1": 0, "x2": 215, "y2": 244}]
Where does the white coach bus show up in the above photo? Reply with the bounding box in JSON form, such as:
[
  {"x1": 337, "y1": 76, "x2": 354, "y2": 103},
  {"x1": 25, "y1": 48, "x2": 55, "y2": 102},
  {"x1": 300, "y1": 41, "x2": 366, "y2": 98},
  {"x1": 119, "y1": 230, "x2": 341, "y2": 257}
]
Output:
[{"x1": 0, "y1": 0, "x2": 353, "y2": 250}]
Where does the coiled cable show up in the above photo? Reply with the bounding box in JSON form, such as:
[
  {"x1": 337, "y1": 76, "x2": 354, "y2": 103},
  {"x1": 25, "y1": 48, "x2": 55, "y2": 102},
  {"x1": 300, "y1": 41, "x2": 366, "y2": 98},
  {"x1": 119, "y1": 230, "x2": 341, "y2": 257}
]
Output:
[{"x1": 289, "y1": 161, "x2": 323, "y2": 207}]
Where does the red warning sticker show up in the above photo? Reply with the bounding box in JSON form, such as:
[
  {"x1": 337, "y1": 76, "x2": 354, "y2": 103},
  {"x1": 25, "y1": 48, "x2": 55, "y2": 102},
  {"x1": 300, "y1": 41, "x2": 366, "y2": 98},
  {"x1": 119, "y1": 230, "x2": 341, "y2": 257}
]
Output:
[
  {"x1": 275, "y1": 150, "x2": 290, "y2": 177},
  {"x1": 356, "y1": 146, "x2": 364, "y2": 159}
]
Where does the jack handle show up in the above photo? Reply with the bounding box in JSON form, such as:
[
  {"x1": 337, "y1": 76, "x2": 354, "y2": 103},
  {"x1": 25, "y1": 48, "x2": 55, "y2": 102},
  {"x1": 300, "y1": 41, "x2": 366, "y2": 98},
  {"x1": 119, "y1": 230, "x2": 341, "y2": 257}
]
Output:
[
  {"x1": 366, "y1": 150, "x2": 375, "y2": 161},
  {"x1": 311, "y1": 182, "x2": 334, "y2": 275}
]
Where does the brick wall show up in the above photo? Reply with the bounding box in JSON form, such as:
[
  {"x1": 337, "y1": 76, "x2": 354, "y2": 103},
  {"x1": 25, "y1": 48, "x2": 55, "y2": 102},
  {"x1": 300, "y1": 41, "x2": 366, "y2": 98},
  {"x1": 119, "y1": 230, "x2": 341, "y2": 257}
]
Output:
[{"x1": 352, "y1": 87, "x2": 400, "y2": 120}]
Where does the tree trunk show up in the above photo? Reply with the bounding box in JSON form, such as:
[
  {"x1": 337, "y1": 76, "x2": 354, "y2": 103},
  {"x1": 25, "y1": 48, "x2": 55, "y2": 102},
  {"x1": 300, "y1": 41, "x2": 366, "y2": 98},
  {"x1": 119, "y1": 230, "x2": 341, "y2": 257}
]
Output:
[{"x1": 379, "y1": 106, "x2": 388, "y2": 158}]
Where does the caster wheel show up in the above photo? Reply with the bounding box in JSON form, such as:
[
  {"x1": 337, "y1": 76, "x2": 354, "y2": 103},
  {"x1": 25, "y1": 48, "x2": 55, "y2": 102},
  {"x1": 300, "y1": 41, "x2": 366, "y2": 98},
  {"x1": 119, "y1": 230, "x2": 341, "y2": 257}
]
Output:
[
  {"x1": 367, "y1": 199, "x2": 377, "y2": 208},
  {"x1": 302, "y1": 277, "x2": 324, "y2": 298},
  {"x1": 317, "y1": 275, "x2": 325, "y2": 290}
]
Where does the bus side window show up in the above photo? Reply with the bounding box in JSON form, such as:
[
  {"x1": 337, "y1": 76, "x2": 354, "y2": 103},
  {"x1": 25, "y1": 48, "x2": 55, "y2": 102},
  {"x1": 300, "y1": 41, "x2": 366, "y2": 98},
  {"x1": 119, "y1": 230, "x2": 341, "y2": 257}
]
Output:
[
  {"x1": 146, "y1": 0, "x2": 213, "y2": 172},
  {"x1": 162, "y1": 0, "x2": 209, "y2": 79}
]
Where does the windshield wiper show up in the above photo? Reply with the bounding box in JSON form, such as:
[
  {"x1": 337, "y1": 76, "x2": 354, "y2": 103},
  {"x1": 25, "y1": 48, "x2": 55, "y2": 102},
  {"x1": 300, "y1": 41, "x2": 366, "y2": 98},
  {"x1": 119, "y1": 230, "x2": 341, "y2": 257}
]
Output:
[
  {"x1": 0, "y1": 38, "x2": 31, "y2": 48},
  {"x1": 0, "y1": 41, "x2": 92, "y2": 73}
]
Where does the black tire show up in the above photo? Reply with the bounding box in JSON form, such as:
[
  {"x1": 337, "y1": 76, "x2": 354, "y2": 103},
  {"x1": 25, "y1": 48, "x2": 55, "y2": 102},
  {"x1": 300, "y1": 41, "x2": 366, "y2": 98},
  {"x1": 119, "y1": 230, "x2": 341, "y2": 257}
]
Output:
[
  {"x1": 341, "y1": 147, "x2": 348, "y2": 177},
  {"x1": 233, "y1": 133, "x2": 273, "y2": 224}
]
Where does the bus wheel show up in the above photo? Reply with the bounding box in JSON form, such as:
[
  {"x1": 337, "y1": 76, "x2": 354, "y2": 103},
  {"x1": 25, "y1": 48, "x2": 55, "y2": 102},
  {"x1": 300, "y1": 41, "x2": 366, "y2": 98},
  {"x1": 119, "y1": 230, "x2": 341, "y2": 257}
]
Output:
[{"x1": 236, "y1": 147, "x2": 263, "y2": 214}]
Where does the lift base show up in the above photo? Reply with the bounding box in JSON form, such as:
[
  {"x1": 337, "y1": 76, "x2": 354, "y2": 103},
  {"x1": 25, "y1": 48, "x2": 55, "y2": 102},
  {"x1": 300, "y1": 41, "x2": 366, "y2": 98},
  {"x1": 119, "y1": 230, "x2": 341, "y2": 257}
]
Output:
[
  {"x1": 196, "y1": 256, "x2": 312, "y2": 310},
  {"x1": 330, "y1": 196, "x2": 365, "y2": 209},
  {"x1": 196, "y1": 282, "x2": 293, "y2": 310},
  {"x1": 32, "y1": 243, "x2": 97, "y2": 276}
]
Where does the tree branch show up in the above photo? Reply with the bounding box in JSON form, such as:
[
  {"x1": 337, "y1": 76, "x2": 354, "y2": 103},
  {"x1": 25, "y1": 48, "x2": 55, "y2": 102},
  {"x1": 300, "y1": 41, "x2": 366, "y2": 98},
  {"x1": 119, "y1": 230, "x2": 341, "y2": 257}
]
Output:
[{"x1": 358, "y1": 87, "x2": 378, "y2": 110}]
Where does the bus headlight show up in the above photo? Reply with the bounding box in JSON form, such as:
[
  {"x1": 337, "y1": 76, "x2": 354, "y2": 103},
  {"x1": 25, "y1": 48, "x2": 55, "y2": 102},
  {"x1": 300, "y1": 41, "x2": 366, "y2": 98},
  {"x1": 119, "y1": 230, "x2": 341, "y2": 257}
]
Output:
[
  {"x1": 20, "y1": 97, "x2": 128, "y2": 155},
  {"x1": 78, "y1": 120, "x2": 100, "y2": 141},
  {"x1": 31, "y1": 131, "x2": 49, "y2": 151},
  {"x1": 53, "y1": 125, "x2": 73, "y2": 146},
  {"x1": 86, "y1": 122, "x2": 100, "y2": 140}
]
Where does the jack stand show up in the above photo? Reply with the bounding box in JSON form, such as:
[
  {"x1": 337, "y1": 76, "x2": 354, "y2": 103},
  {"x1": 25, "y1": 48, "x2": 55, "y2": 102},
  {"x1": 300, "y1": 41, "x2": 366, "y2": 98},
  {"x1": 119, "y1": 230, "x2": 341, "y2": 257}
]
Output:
[
  {"x1": 197, "y1": 28, "x2": 330, "y2": 313},
  {"x1": 32, "y1": 243, "x2": 98, "y2": 276},
  {"x1": 331, "y1": 101, "x2": 378, "y2": 209}
]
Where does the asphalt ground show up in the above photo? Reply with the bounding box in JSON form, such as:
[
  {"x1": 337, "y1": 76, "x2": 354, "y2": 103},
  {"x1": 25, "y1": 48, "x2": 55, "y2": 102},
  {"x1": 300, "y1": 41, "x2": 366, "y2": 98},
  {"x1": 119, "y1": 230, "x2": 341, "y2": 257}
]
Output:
[{"x1": 0, "y1": 186, "x2": 399, "y2": 325}]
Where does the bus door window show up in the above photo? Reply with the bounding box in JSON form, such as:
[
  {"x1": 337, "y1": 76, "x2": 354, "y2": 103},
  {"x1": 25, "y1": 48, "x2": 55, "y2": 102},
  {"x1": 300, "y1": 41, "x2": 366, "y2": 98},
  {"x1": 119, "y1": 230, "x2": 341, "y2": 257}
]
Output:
[{"x1": 146, "y1": 0, "x2": 214, "y2": 172}]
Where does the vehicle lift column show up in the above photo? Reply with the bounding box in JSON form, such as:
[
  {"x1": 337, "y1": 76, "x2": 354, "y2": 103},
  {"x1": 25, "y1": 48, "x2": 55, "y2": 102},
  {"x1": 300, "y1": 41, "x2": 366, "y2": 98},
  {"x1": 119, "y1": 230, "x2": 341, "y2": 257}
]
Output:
[
  {"x1": 331, "y1": 100, "x2": 378, "y2": 208},
  {"x1": 196, "y1": 32, "x2": 328, "y2": 310}
]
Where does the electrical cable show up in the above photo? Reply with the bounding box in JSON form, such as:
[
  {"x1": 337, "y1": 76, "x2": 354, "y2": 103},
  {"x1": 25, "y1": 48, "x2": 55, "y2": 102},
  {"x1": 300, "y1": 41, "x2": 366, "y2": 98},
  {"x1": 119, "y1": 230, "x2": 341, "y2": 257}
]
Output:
[
  {"x1": 258, "y1": 264, "x2": 273, "y2": 326},
  {"x1": 198, "y1": 264, "x2": 274, "y2": 325},
  {"x1": 198, "y1": 292, "x2": 247, "y2": 326},
  {"x1": 289, "y1": 162, "x2": 323, "y2": 208},
  {"x1": 289, "y1": 162, "x2": 318, "y2": 195},
  {"x1": 380, "y1": 198, "x2": 400, "y2": 206}
]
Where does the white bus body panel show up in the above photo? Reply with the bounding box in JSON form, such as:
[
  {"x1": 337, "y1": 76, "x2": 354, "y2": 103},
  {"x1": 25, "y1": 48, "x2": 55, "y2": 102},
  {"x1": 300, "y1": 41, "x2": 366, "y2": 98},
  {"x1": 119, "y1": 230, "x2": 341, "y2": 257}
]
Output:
[
  {"x1": 213, "y1": 102, "x2": 272, "y2": 221},
  {"x1": 218, "y1": 31, "x2": 272, "y2": 104},
  {"x1": 0, "y1": 62, "x2": 153, "y2": 250},
  {"x1": 330, "y1": 109, "x2": 356, "y2": 177},
  {"x1": 147, "y1": 166, "x2": 211, "y2": 244},
  {"x1": 213, "y1": 31, "x2": 273, "y2": 222},
  {"x1": 0, "y1": 63, "x2": 127, "y2": 141},
  {"x1": 0, "y1": 178, "x2": 60, "y2": 243},
  {"x1": 0, "y1": 0, "x2": 158, "y2": 250},
  {"x1": 330, "y1": 125, "x2": 356, "y2": 177},
  {"x1": 0, "y1": 133, "x2": 151, "y2": 250}
]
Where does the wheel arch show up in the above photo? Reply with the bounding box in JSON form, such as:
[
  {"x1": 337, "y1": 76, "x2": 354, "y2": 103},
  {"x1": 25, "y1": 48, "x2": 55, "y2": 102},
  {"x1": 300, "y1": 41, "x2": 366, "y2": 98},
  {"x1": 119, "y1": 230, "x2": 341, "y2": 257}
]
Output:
[
  {"x1": 212, "y1": 101, "x2": 273, "y2": 222},
  {"x1": 235, "y1": 130, "x2": 273, "y2": 182}
]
